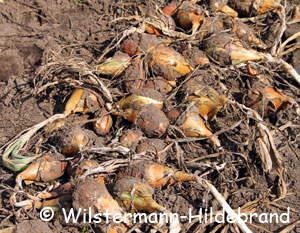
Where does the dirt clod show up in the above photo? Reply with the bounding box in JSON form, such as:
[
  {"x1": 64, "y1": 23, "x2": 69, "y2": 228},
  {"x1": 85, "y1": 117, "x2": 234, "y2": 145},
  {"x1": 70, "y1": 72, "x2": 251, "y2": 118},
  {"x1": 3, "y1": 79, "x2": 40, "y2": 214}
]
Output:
[{"x1": 0, "y1": 49, "x2": 23, "y2": 82}]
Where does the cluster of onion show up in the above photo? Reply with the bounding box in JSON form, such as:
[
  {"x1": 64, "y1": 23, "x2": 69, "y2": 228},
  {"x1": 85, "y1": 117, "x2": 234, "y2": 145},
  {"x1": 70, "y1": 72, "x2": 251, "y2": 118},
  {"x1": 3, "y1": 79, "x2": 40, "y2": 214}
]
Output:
[{"x1": 13, "y1": 1, "x2": 294, "y2": 232}]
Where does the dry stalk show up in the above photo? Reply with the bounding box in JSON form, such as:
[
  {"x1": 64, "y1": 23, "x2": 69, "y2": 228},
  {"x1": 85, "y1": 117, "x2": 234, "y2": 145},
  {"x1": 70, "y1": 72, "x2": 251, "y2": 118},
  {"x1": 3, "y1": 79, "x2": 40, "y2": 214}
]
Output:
[
  {"x1": 278, "y1": 219, "x2": 300, "y2": 233},
  {"x1": 271, "y1": 2, "x2": 286, "y2": 56},
  {"x1": 1, "y1": 113, "x2": 66, "y2": 172},
  {"x1": 80, "y1": 159, "x2": 129, "y2": 178},
  {"x1": 230, "y1": 100, "x2": 287, "y2": 199},
  {"x1": 281, "y1": 43, "x2": 300, "y2": 56},
  {"x1": 97, "y1": 27, "x2": 144, "y2": 63},
  {"x1": 0, "y1": 227, "x2": 15, "y2": 233},
  {"x1": 246, "y1": 222, "x2": 273, "y2": 233},
  {"x1": 35, "y1": 53, "x2": 113, "y2": 102},
  {"x1": 195, "y1": 176, "x2": 253, "y2": 233},
  {"x1": 174, "y1": 141, "x2": 187, "y2": 171},
  {"x1": 287, "y1": 19, "x2": 300, "y2": 24},
  {"x1": 262, "y1": 53, "x2": 300, "y2": 86},
  {"x1": 277, "y1": 31, "x2": 300, "y2": 56},
  {"x1": 81, "y1": 145, "x2": 130, "y2": 155}
]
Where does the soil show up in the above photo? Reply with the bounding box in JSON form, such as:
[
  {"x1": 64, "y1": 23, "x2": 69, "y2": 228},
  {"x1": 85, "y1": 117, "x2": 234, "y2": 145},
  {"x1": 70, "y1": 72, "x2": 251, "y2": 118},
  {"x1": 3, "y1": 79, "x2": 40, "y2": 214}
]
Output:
[
  {"x1": 1, "y1": 0, "x2": 300, "y2": 233},
  {"x1": 136, "y1": 138, "x2": 167, "y2": 161},
  {"x1": 14, "y1": 220, "x2": 53, "y2": 233}
]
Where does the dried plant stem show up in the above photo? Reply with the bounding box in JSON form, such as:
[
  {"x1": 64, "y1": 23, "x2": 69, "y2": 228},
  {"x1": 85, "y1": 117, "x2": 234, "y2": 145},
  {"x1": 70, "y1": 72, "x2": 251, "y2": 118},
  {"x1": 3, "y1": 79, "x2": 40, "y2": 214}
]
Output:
[
  {"x1": 81, "y1": 145, "x2": 130, "y2": 155},
  {"x1": 281, "y1": 43, "x2": 300, "y2": 56},
  {"x1": 263, "y1": 53, "x2": 300, "y2": 86},
  {"x1": 4, "y1": 113, "x2": 66, "y2": 150},
  {"x1": 35, "y1": 53, "x2": 113, "y2": 103},
  {"x1": 229, "y1": 100, "x2": 287, "y2": 198},
  {"x1": 278, "y1": 219, "x2": 300, "y2": 233},
  {"x1": 0, "y1": 227, "x2": 14, "y2": 233},
  {"x1": 80, "y1": 159, "x2": 129, "y2": 178},
  {"x1": 271, "y1": 3, "x2": 286, "y2": 55},
  {"x1": 1, "y1": 113, "x2": 66, "y2": 171},
  {"x1": 277, "y1": 31, "x2": 300, "y2": 56},
  {"x1": 287, "y1": 19, "x2": 300, "y2": 24},
  {"x1": 97, "y1": 27, "x2": 143, "y2": 63},
  {"x1": 86, "y1": 72, "x2": 113, "y2": 103},
  {"x1": 196, "y1": 177, "x2": 253, "y2": 233}
]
